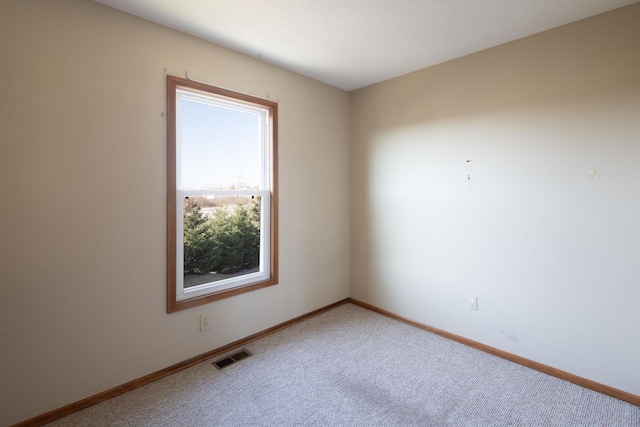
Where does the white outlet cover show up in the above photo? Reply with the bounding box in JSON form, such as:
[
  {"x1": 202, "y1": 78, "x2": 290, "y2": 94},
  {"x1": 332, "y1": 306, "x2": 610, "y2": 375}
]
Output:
[
  {"x1": 200, "y1": 313, "x2": 211, "y2": 332},
  {"x1": 468, "y1": 296, "x2": 478, "y2": 310}
]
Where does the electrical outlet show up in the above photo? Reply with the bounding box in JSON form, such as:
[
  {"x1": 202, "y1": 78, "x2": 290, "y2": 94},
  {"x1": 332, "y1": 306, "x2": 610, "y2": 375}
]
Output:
[
  {"x1": 200, "y1": 313, "x2": 210, "y2": 332},
  {"x1": 468, "y1": 296, "x2": 478, "y2": 311}
]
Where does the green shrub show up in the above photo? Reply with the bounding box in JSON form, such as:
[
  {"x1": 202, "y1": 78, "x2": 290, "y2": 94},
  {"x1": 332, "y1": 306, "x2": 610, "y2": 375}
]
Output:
[{"x1": 183, "y1": 197, "x2": 260, "y2": 275}]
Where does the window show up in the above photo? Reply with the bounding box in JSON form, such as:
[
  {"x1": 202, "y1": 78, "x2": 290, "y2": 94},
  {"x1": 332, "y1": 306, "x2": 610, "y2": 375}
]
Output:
[{"x1": 167, "y1": 75, "x2": 278, "y2": 313}]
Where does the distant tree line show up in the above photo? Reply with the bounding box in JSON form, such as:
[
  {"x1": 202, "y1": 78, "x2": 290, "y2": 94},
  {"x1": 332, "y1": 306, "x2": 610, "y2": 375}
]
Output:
[{"x1": 183, "y1": 197, "x2": 260, "y2": 275}]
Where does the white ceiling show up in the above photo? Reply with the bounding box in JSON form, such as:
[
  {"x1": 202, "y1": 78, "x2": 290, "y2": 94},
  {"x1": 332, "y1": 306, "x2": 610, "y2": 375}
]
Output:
[{"x1": 93, "y1": 0, "x2": 638, "y2": 91}]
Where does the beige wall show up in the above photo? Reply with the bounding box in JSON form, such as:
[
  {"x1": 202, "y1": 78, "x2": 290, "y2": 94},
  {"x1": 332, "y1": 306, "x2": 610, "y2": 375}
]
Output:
[
  {"x1": 0, "y1": 0, "x2": 349, "y2": 424},
  {"x1": 351, "y1": 3, "x2": 640, "y2": 397}
]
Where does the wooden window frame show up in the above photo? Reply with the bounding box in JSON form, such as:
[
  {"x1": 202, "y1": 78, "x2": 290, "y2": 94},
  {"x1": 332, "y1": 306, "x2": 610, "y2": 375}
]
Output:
[{"x1": 166, "y1": 75, "x2": 278, "y2": 313}]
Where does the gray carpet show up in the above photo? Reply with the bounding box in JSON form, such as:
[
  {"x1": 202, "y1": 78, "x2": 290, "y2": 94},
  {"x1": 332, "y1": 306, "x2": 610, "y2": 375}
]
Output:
[{"x1": 48, "y1": 303, "x2": 640, "y2": 426}]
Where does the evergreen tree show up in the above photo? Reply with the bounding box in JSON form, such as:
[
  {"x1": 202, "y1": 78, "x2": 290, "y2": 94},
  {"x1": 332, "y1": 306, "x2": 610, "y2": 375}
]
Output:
[
  {"x1": 183, "y1": 197, "x2": 262, "y2": 276},
  {"x1": 183, "y1": 198, "x2": 218, "y2": 274}
]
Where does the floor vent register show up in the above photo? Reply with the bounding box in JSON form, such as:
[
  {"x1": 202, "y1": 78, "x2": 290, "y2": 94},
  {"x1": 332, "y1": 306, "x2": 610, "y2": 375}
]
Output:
[{"x1": 212, "y1": 349, "x2": 253, "y2": 370}]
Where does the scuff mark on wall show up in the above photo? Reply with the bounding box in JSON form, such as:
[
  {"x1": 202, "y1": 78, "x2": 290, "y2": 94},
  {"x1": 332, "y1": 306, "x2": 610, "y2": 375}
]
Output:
[{"x1": 501, "y1": 328, "x2": 520, "y2": 344}]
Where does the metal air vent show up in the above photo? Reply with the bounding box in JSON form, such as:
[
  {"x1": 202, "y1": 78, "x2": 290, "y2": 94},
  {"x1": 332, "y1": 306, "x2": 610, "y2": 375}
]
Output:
[{"x1": 212, "y1": 349, "x2": 252, "y2": 370}]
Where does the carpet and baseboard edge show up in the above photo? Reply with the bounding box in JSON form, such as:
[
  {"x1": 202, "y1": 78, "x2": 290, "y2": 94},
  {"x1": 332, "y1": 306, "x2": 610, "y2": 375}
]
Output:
[
  {"x1": 13, "y1": 297, "x2": 638, "y2": 426},
  {"x1": 12, "y1": 299, "x2": 351, "y2": 427},
  {"x1": 347, "y1": 297, "x2": 640, "y2": 408}
]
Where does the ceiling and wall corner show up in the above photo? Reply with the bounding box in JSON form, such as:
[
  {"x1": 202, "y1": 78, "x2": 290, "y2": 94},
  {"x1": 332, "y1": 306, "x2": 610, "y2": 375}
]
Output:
[
  {"x1": 349, "y1": 1, "x2": 640, "y2": 398},
  {"x1": 92, "y1": 0, "x2": 639, "y2": 91}
]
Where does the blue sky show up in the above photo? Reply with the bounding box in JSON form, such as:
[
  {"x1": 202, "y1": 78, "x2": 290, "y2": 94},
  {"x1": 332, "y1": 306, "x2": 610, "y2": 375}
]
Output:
[{"x1": 179, "y1": 98, "x2": 261, "y2": 190}]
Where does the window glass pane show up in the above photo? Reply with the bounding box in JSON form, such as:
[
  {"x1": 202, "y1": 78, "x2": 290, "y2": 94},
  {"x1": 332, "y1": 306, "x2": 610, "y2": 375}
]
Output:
[
  {"x1": 179, "y1": 98, "x2": 261, "y2": 190},
  {"x1": 183, "y1": 195, "x2": 262, "y2": 288}
]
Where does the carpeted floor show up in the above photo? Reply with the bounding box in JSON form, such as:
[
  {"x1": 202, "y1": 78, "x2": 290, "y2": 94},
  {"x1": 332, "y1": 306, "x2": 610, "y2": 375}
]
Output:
[{"x1": 48, "y1": 303, "x2": 640, "y2": 426}]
